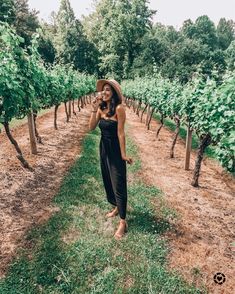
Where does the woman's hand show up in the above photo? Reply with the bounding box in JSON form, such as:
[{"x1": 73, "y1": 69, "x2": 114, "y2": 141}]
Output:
[
  {"x1": 122, "y1": 155, "x2": 133, "y2": 165},
  {"x1": 92, "y1": 93, "x2": 103, "y2": 111},
  {"x1": 92, "y1": 97, "x2": 100, "y2": 111}
]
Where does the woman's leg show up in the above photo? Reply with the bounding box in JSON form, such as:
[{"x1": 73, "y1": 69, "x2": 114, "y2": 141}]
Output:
[
  {"x1": 100, "y1": 156, "x2": 117, "y2": 206},
  {"x1": 106, "y1": 206, "x2": 118, "y2": 217},
  {"x1": 109, "y1": 160, "x2": 127, "y2": 219},
  {"x1": 108, "y1": 160, "x2": 128, "y2": 239},
  {"x1": 114, "y1": 219, "x2": 128, "y2": 240}
]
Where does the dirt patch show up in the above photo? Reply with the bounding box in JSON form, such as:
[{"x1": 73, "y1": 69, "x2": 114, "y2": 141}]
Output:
[
  {"x1": 126, "y1": 107, "x2": 235, "y2": 294},
  {"x1": 62, "y1": 226, "x2": 81, "y2": 245},
  {"x1": 0, "y1": 105, "x2": 90, "y2": 277}
]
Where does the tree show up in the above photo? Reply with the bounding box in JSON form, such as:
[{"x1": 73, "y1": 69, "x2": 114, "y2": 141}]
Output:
[
  {"x1": 161, "y1": 38, "x2": 209, "y2": 83},
  {"x1": 177, "y1": 16, "x2": 229, "y2": 80},
  {"x1": 53, "y1": 0, "x2": 98, "y2": 74},
  {"x1": 130, "y1": 31, "x2": 168, "y2": 77},
  {"x1": 14, "y1": 0, "x2": 40, "y2": 46},
  {"x1": 73, "y1": 20, "x2": 99, "y2": 74},
  {"x1": 181, "y1": 19, "x2": 195, "y2": 38},
  {"x1": 130, "y1": 24, "x2": 176, "y2": 77},
  {"x1": 226, "y1": 40, "x2": 235, "y2": 70},
  {"x1": 53, "y1": 0, "x2": 77, "y2": 64},
  {"x1": 181, "y1": 15, "x2": 218, "y2": 50},
  {"x1": 217, "y1": 18, "x2": 235, "y2": 50},
  {"x1": 0, "y1": 0, "x2": 16, "y2": 24},
  {"x1": 83, "y1": 0, "x2": 156, "y2": 79},
  {"x1": 37, "y1": 24, "x2": 56, "y2": 64}
]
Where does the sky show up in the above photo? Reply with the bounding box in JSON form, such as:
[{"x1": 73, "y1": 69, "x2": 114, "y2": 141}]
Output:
[{"x1": 28, "y1": 0, "x2": 235, "y2": 29}]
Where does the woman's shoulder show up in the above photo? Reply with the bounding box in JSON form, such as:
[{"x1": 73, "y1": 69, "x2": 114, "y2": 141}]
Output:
[
  {"x1": 116, "y1": 104, "x2": 125, "y2": 113},
  {"x1": 116, "y1": 104, "x2": 126, "y2": 120}
]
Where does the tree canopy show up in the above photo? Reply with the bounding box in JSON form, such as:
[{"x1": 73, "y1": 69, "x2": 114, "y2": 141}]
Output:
[{"x1": 0, "y1": 0, "x2": 234, "y2": 81}]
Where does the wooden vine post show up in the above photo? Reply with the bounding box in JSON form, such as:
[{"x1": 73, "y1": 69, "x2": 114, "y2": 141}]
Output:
[
  {"x1": 27, "y1": 111, "x2": 37, "y2": 155},
  {"x1": 68, "y1": 100, "x2": 72, "y2": 117},
  {"x1": 146, "y1": 104, "x2": 150, "y2": 126},
  {"x1": 185, "y1": 123, "x2": 193, "y2": 170},
  {"x1": 135, "y1": 100, "x2": 138, "y2": 113}
]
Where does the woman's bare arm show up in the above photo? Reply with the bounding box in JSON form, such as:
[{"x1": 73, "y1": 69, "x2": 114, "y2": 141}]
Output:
[
  {"x1": 89, "y1": 108, "x2": 101, "y2": 131},
  {"x1": 116, "y1": 105, "x2": 133, "y2": 164},
  {"x1": 116, "y1": 105, "x2": 126, "y2": 159},
  {"x1": 89, "y1": 96, "x2": 102, "y2": 130}
]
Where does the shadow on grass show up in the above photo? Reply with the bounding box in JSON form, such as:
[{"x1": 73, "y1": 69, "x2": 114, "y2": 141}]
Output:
[{"x1": 128, "y1": 209, "x2": 171, "y2": 235}]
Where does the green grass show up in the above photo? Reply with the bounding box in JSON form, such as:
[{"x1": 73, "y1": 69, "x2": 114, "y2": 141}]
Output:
[{"x1": 0, "y1": 127, "x2": 207, "y2": 293}]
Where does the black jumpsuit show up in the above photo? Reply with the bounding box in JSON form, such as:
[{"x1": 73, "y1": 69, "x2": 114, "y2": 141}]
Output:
[{"x1": 98, "y1": 118, "x2": 127, "y2": 219}]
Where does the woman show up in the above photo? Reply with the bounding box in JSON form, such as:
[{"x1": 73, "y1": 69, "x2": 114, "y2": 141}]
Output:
[{"x1": 89, "y1": 79, "x2": 133, "y2": 240}]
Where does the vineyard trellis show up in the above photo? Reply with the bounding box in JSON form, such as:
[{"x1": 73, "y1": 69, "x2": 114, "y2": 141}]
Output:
[
  {"x1": 1, "y1": 21, "x2": 234, "y2": 187},
  {"x1": 0, "y1": 22, "x2": 96, "y2": 169},
  {"x1": 122, "y1": 72, "x2": 235, "y2": 187}
]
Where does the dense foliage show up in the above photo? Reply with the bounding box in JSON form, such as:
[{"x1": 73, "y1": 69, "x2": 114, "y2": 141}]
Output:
[
  {"x1": 122, "y1": 72, "x2": 235, "y2": 173},
  {"x1": 83, "y1": 1, "x2": 235, "y2": 81},
  {"x1": 1, "y1": 0, "x2": 234, "y2": 81},
  {"x1": 0, "y1": 22, "x2": 96, "y2": 124},
  {"x1": 0, "y1": 0, "x2": 234, "y2": 175}
]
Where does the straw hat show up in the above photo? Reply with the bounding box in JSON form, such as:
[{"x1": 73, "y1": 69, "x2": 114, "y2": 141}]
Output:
[{"x1": 96, "y1": 79, "x2": 123, "y2": 103}]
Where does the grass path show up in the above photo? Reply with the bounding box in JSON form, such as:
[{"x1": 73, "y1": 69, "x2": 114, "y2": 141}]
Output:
[{"x1": 0, "y1": 127, "x2": 205, "y2": 293}]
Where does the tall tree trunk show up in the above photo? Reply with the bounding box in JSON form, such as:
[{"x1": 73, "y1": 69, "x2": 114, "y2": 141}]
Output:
[
  {"x1": 81, "y1": 97, "x2": 84, "y2": 109},
  {"x1": 129, "y1": 98, "x2": 132, "y2": 108},
  {"x1": 145, "y1": 105, "x2": 150, "y2": 126},
  {"x1": 141, "y1": 104, "x2": 148, "y2": 123},
  {"x1": 147, "y1": 108, "x2": 155, "y2": 130},
  {"x1": 170, "y1": 116, "x2": 180, "y2": 158},
  {"x1": 156, "y1": 114, "x2": 164, "y2": 138},
  {"x1": 127, "y1": 98, "x2": 131, "y2": 108},
  {"x1": 33, "y1": 112, "x2": 42, "y2": 144},
  {"x1": 72, "y1": 99, "x2": 76, "y2": 116},
  {"x1": 64, "y1": 102, "x2": 69, "y2": 123},
  {"x1": 77, "y1": 99, "x2": 81, "y2": 112},
  {"x1": 185, "y1": 123, "x2": 193, "y2": 170},
  {"x1": 191, "y1": 134, "x2": 212, "y2": 187},
  {"x1": 27, "y1": 112, "x2": 37, "y2": 155},
  {"x1": 68, "y1": 100, "x2": 72, "y2": 118},
  {"x1": 124, "y1": 97, "x2": 128, "y2": 107},
  {"x1": 125, "y1": 97, "x2": 128, "y2": 107},
  {"x1": 54, "y1": 104, "x2": 59, "y2": 130},
  {"x1": 135, "y1": 100, "x2": 139, "y2": 113},
  {"x1": 3, "y1": 122, "x2": 32, "y2": 170},
  {"x1": 132, "y1": 99, "x2": 136, "y2": 112},
  {"x1": 136, "y1": 101, "x2": 141, "y2": 116}
]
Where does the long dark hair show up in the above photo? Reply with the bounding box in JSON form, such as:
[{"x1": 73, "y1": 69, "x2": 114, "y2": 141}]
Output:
[{"x1": 99, "y1": 84, "x2": 121, "y2": 117}]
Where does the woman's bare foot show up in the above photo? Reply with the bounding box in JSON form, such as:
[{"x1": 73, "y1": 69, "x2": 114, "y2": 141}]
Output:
[
  {"x1": 106, "y1": 207, "x2": 118, "y2": 218},
  {"x1": 114, "y1": 219, "x2": 128, "y2": 240}
]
